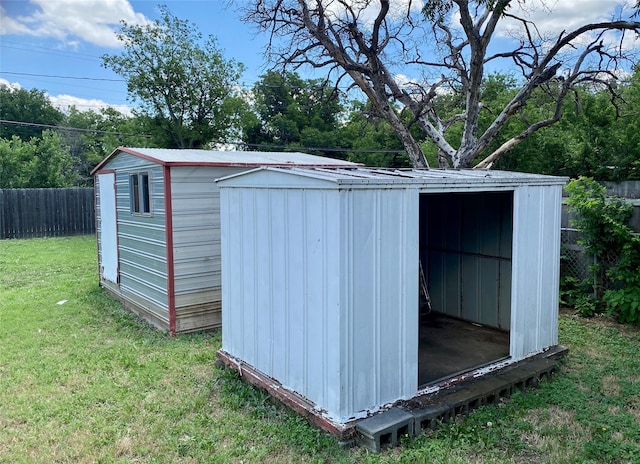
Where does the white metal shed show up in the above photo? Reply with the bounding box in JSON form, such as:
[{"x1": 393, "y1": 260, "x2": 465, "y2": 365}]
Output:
[
  {"x1": 91, "y1": 147, "x2": 358, "y2": 334},
  {"x1": 217, "y1": 167, "x2": 567, "y2": 426}
]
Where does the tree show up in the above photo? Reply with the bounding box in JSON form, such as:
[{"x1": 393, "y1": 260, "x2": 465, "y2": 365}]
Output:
[
  {"x1": 244, "y1": 71, "x2": 346, "y2": 158},
  {"x1": 338, "y1": 100, "x2": 416, "y2": 167},
  {"x1": 0, "y1": 86, "x2": 64, "y2": 141},
  {"x1": 244, "y1": 0, "x2": 640, "y2": 168},
  {"x1": 103, "y1": 5, "x2": 245, "y2": 149},
  {"x1": 495, "y1": 67, "x2": 640, "y2": 180},
  {"x1": 62, "y1": 107, "x2": 153, "y2": 185},
  {"x1": 0, "y1": 131, "x2": 74, "y2": 188}
]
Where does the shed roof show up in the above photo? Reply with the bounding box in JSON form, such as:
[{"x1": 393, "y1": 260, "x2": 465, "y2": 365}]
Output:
[
  {"x1": 91, "y1": 147, "x2": 359, "y2": 175},
  {"x1": 217, "y1": 166, "x2": 568, "y2": 190}
]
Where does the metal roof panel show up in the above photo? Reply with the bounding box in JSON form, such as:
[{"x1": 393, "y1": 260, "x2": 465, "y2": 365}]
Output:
[{"x1": 91, "y1": 147, "x2": 359, "y2": 174}]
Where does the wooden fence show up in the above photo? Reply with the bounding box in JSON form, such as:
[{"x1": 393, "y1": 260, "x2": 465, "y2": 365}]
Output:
[{"x1": 0, "y1": 188, "x2": 95, "y2": 239}]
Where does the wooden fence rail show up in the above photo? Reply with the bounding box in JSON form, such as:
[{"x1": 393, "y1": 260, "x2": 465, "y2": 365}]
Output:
[{"x1": 0, "y1": 188, "x2": 95, "y2": 239}]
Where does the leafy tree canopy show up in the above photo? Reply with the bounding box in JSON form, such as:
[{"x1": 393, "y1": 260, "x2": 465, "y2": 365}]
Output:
[
  {"x1": 243, "y1": 71, "x2": 346, "y2": 158},
  {"x1": 0, "y1": 131, "x2": 74, "y2": 188},
  {"x1": 0, "y1": 86, "x2": 64, "y2": 141},
  {"x1": 103, "y1": 5, "x2": 245, "y2": 149}
]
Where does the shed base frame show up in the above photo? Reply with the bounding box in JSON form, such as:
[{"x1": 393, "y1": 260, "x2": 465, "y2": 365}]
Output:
[
  {"x1": 216, "y1": 345, "x2": 568, "y2": 450},
  {"x1": 100, "y1": 283, "x2": 169, "y2": 332},
  {"x1": 100, "y1": 283, "x2": 223, "y2": 335}
]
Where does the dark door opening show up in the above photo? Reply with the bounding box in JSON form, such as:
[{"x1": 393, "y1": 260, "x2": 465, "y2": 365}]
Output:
[{"x1": 418, "y1": 191, "x2": 514, "y2": 386}]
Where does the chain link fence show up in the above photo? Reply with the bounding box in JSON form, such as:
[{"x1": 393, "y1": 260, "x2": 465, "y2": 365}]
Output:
[
  {"x1": 561, "y1": 227, "x2": 639, "y2": 298},
  {"x1": 560, "y1": 227, "x2": 592, "y2": 283}
]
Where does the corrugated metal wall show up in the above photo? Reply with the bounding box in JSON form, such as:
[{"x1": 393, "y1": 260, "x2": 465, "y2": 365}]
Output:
[
  {"x1": 338, "y1": 187, "x2": 418, "y2": 420},
  {"x1": 170, "y1": 166, "x2": 247, "y2": 332},
  {"x1": 97, "y1": 153, "x2": 169, "y2": 327},
  {"x1": 220, "y1": 176, "x2": 418, "y2": 423},
  {"x1": 510, "y1": 184, "x2": 563, "y2": 360},
  {"x1": 221, "y1": 185, "x2": 344, "y2": 415}
]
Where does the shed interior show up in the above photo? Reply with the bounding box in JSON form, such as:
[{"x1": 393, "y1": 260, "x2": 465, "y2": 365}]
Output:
[{"x1": 418, "y1": 191, "x2": 513, "y2": 386}]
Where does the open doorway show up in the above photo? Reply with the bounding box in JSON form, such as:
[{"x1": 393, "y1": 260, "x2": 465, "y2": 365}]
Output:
[{"x1": 418, "y1": 191, "x2": 513, "y2": 386}]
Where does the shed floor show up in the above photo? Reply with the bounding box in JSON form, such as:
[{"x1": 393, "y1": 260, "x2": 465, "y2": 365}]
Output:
[{"x1": 419, "y1": 312, "x2": 510, "y2": 386}]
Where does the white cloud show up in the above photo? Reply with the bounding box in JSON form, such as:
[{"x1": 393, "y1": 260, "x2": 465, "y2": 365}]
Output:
[
  {"x1": 0, "y1": 78, "x2": 22, "y2": 91},
  {"x1": 49, "y1": 93, "x2": 132, "y2": 116},
  {"x1": 499, "y1": 0, "x2": 625, "y2": 38},
  {"x1": 0, "y1": 0, "x2": 151, "y2": 48},
  {"x1": 0, "y1": 78, "x2": 131, "y2": 115}
]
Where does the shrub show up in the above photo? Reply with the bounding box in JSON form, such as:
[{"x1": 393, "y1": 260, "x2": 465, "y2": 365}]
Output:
[{"x1": 564, "y1": 177, "x2": 640, "y2": 324}]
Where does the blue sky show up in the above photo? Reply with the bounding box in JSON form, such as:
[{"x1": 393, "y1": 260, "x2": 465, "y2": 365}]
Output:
[
  {"x1": 0, "y1": 0, "x2": 637, "y2": 116},
  {"x1": 0, "y1": 1, "x2": 272, "y2": 114}
]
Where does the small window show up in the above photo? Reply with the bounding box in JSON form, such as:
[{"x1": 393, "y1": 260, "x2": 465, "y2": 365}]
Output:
[{"x1": 130, "y1": 173, "x2": 151, "y2": 214}]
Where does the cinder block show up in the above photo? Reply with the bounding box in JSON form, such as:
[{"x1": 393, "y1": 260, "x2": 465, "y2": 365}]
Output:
[
  {"x1": 356, "y1": 407, "x2": 414, "y2": 453},
  {"x1": 410, "y1": 403, "x2": 452, "y2": 432},
  {"x1": 472, "y1": 377, "x2": 511, "y2": 405}
]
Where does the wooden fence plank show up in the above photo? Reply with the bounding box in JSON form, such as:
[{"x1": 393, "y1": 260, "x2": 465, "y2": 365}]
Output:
[{"x1": 0, "y1": 188, "x2": 95, "y2": 239}]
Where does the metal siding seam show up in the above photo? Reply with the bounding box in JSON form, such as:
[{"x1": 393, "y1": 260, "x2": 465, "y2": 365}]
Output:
[
  {"x1": 321, "y1": 191, "x2": 328, "y2": 407},
  {"x1": 302, "y1": 189, "x2": 309, "y2": 398},
  {"x1": 164, "y1": 166, "x2": 176, "y2": 335},
  {"x1": 284, "y1": 191, "x2": 290, "y2": 384},
  {"x1": 235, "y1": 189, "x2": 243, "y2": 356},
  {"x1": 268, "y1": 188, "x2": 274, "y2": 376},
  {"x1": 516, "y1": 186, "x2": 531, "y2": 359},
  {"x1": 399, "y1": 190, "x2": 408, "y2": 394},
  {"x1": 373, "y1": 190, "x2": 380, "y2": 406},
  {"x1": 510, "y1": 188, "x2": 522, "y2": 360},
  {"x1": 550, "y1": 186, "x2": 562, "y2": 344},
  {"x1": 520, "y1": 186, "x2": 533, "y2": 358},
  {"x1": 252, "y1": 189, "x2": 258, "y2": 367},
  {"x1": 537, "y1": 187, "x2": 546, "y2": 351},
  {"x1": 235, "y1": 189, "x2": 245, "y2": 357},
  {"x1": 346, "y1": 191, "x2": 354, "y2": 416}
]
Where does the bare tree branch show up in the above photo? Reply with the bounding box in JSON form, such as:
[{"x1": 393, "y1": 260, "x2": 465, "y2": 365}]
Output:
[{"x1": 243, "y1": 0, "x2": 640, "y2": 168}]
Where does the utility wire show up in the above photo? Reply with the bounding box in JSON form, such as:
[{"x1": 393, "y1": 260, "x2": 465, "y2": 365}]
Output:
[
  {"x1": 0, "y1": 119, "x2": 152, "y2": 138},
  {"x1": 0, "y1": 120, "x2": 407, "y2": 155},
  {"x1": 1, "y1": 72, "x2": 123, "y2": 82}
]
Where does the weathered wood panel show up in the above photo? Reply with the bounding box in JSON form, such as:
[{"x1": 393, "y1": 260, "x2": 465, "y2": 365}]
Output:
[{"x1": 0, "y1": 188, "x2": 95, "y2": 239}]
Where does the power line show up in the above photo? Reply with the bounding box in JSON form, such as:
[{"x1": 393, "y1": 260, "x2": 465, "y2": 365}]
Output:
[
  {"x1": 0, "y1": 119, "x2": 152, "y2": 138},
  {"x1": 1, "y1": 72, "x2": 123, "y2": 83},
  {"x1": 239, "y1": 141, "x2": 407, "y2": 154},
  {"x1": 0, "y1": 119, "x2": 407, "y2": 155},
  {"x1": 0, "y1": 71, "x2": 355, "y2": 92},
  {"x1": 0, "y1": 40, "x2": 103, "y2": 62}
]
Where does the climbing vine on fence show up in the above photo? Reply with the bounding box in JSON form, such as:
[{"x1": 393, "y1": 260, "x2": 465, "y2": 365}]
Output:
[{"x1": 564, "y1": 177, "x2": 640, "y2": 324}]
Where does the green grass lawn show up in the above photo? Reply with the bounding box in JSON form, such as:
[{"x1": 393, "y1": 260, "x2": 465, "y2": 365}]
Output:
[{"x1": 1, "y1": 236, "x2": 639, "y2": 463}]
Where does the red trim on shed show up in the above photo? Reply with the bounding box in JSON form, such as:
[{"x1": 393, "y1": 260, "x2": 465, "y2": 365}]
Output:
[
  {"x1": 164, "y1": 166, "x2": 177, "y2": 335},
  {"x1": 160, "y1": 161, "x2": 359, "y2": 168},
  {"x1": 90, "y1": 146, "x2": 361, "y2": 175}
]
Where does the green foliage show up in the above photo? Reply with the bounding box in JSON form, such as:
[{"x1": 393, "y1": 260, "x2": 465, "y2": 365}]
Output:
[
  {"x1": 0, "y1": 86, "x2": 64, "y2": 141},
  {"x1": 103, "y1": 5, "x2": 244, "y2": 149},
  {"x1": 564, "y1": 177, "x2": 640, "y2": 323},
  {"x1": 603, "y1": 238, "x2": 640, "y2": 324},
  {"x1": 339, "y1": 102, "x2": 412, "y2": 167},
  {"x1": 245, "y1": 71, "x2": 345, "y2": 158},
  {"x1": 496, "y1": 71, "x2": 640, "y2": 180},
  {"x1": 63, "y1": 106, "x2": 152, "y2": 185},
  {"x1": 0, "y1": 131, "x2": 74, "y2": 188}
]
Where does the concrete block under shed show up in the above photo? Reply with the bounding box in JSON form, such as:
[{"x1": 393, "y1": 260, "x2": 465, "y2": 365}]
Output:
[{"x1": 356, "y1": 407, "x2": 415, "y2": 453}]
